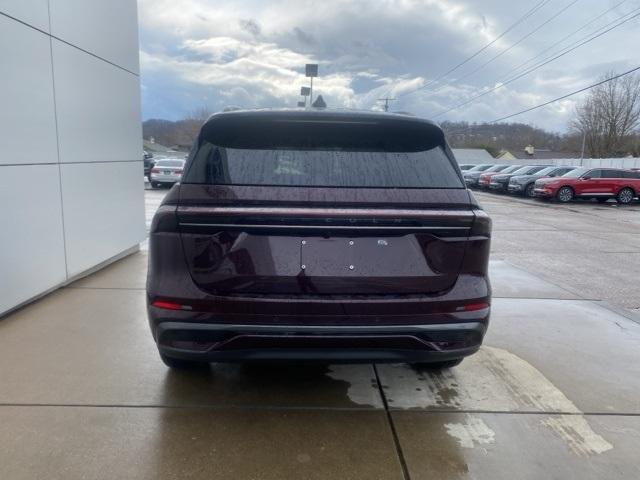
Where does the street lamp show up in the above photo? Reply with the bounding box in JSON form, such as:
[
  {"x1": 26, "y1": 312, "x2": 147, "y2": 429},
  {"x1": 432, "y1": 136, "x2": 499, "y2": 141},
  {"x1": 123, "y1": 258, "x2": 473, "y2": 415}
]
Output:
[{"x1": 305, "y1": 63, "x2": 318, "y2": 104}]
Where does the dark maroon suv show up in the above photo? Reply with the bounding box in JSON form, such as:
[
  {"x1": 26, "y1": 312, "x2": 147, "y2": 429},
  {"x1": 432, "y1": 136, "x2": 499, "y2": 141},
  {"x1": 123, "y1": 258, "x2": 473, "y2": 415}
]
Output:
[{"x1": 147, "y1": 109, "x2": 491, "y2": 369}]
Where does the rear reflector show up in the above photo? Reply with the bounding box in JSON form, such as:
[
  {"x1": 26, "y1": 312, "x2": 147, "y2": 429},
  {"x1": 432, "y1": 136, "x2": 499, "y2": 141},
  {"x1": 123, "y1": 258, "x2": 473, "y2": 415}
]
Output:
[
  {"x1": 457, "y1": 302, "x2": 490, "y2": 312},
  {"x1": 151, "y1": 300, "x2": 192, "y2": 311}
]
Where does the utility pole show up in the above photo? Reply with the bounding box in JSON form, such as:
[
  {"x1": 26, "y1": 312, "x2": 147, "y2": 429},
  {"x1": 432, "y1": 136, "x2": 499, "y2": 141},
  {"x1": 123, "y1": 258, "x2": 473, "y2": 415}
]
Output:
[
  {"x1": 378, "y1": 97, "x2": 396, "y2": 112},
  {"x1": 580, "y1": 130, "x2": 587, "y2": 166}
]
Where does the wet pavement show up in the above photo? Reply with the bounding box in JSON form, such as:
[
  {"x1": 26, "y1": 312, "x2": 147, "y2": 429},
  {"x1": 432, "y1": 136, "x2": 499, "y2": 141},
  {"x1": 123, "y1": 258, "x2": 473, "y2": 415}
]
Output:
[
  {"x1": 1, "y1": 188, "x2": 639, "y2": 479},
  {"x1": 480, "y1": 191, "x2": 640, "y2": 313}
]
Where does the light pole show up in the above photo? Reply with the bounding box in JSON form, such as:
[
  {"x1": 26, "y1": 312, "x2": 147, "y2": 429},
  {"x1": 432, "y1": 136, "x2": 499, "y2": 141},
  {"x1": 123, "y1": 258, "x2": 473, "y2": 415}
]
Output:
[
  {"x1": 305, "y1": 64, "x2": 318, "y2": 104},
  {"x1": 580, "y1": 130, "x2": 586, "y2": 166}
]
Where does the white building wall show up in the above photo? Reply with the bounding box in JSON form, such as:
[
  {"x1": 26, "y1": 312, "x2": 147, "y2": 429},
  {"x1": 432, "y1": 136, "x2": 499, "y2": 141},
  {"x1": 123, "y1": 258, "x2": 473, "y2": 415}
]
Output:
[{"x1": 0, "y1": 1, "x2": 144, "y2": 316}]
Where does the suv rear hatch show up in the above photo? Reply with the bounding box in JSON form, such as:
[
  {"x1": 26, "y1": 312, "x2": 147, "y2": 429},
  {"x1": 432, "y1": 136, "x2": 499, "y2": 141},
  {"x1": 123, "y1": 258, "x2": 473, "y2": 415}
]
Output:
[{"x1": 177, "y1": 111, "x2": 477, "y2": 296}]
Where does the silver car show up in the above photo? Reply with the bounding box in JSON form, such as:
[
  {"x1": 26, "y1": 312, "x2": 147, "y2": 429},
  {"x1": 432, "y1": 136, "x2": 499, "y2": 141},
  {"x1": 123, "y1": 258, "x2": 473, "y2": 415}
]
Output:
[{"x1": 149, "y1": 159, "x2": 185, "y2": 188}]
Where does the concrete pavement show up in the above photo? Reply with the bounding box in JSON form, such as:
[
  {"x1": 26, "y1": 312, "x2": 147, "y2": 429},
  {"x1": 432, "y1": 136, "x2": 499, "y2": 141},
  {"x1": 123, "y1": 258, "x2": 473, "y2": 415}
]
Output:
[
  {"x1": 0, "y1": 188, "x2": 639, "y2": 479},
  {"x1": 480, "y1": 191, "x2": 640, "y2": 313}
]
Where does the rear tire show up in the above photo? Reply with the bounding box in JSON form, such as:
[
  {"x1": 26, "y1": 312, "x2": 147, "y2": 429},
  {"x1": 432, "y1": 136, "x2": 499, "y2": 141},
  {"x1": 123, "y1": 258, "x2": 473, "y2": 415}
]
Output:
[
  {"x1": 556, "y1": 186, "x2": 574, "y2": 203},
  {"x1": 412, "y1": 358, "x2": 463, "y2": 370},
  {"x1": 160, "y1": 354, "x2": 206, "y2": 370},
  {"x1": 617, "y1": 188, "x2": 634, "y2": 205}
]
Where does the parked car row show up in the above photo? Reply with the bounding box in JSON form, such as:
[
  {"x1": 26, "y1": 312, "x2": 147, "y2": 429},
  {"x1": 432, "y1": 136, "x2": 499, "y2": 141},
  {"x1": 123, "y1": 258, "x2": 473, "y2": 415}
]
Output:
[{"x1": 462, "y1": 163, "x2": 640, "y2": 204}]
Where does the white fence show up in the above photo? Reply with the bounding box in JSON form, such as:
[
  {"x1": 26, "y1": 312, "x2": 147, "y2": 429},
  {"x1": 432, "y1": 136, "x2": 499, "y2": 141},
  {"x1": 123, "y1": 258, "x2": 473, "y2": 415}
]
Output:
[
  {"x1": 523, "y1": 158, "x2": 640, "y2": 169},
  {"x1": 462, "y1": 157, "x2": 640, "y2": 168}
]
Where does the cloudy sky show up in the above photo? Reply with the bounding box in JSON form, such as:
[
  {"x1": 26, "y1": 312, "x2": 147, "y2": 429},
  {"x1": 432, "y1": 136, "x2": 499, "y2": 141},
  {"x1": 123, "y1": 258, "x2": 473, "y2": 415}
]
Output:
[{"x1": 137, "y1": 0, "x2": 639, "y2": 132}]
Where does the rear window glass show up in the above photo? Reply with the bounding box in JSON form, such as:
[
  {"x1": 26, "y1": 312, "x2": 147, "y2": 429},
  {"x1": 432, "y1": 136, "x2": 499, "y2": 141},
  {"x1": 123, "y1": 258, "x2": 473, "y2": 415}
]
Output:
[
  {"x1": 502, "y1": 165, "x2": 523, "y2": 173},
  {"x1": 155, "y1": 160, "x2": 184, "y2": 167},
  {"x1": 484, "y1": 165, "x2": 508, "y2": 172},
  {"x1": 185, "y1": 143, "x2": 462, "y2": 188},
  {"x1": 184, "y1": 115, "x2": 463, "y2": 188},
  {"x1": 467, "y1": 164, "x2": 493, "y2": 172}
]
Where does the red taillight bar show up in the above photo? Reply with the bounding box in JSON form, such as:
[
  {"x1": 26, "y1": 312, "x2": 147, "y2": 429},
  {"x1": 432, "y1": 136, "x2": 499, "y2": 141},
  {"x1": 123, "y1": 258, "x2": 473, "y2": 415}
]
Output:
[
  {"x1": 151, "y1": 300, "x2": 192, "y2": 311},
  {"x1": 457, "y1": 302, "x2": 490, "y2": 312}
]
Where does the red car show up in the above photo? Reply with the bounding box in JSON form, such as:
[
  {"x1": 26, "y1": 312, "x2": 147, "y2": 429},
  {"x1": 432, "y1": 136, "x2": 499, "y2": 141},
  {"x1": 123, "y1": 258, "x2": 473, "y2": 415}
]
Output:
[
  {"x1": 478, "y1": 165, "x2": 522, "y2": 189},
  {"x1": 534, "y1": 167, "x2": 640, "y2": 204}
]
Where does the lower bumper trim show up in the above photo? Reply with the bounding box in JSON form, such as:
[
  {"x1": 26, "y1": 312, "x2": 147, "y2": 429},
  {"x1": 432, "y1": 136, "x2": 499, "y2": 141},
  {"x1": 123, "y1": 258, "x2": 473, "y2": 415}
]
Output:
[{"x1": 155, "y1": 321, "x2": 486, "y2": 363}]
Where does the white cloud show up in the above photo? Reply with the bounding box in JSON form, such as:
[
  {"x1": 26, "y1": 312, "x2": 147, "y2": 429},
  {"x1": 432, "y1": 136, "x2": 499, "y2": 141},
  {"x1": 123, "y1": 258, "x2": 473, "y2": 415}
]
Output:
[{"x1": 138, "y1": 0, "x2": 640, "y2": 131}]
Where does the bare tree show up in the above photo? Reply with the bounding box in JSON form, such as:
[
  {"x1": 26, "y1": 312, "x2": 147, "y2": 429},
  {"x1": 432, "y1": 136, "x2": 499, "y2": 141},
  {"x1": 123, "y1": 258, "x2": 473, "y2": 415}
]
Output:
[
  {"x1": 571, "y1": 71, "x2": 640, "y2": 158},
  {"x1": 188, "y1": 106, "x2": 214, "y2": 121}
]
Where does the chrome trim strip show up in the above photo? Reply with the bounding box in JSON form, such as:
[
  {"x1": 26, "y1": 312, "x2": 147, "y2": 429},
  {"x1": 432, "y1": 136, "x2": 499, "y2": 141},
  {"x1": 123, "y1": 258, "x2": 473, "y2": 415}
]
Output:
[
  {"x1": 179, "y1": 223, "x2": 470, "y2": 231},
  {"x1": 177, "y1": 206, "x2": 475, "y2": 218},
  {"x1": 157, "y1": 321, "x2": 487, "y2": 336}
]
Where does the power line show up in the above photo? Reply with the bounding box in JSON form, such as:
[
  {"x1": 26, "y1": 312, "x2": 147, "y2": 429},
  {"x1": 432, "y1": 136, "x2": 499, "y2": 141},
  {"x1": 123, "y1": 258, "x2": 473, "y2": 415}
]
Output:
[
  {"x1": 498, "y1": 0, "x2": 629, "y2": 84},
  {"x1": 491, "y1": 3, "x2": 640, "y2": 90},
  {"x1": 432, "y1": 9, "x2": 640, "y2": 118},
  {"x1": 421, "y1": 0, "x2": 581, "y2": 98},
  {"x1": 394, "y1": 0, "x2": 632, "y2": 106},
  {"x1": 446, "y1": 65, "x2": 640, "y2": 135},
  {"x1": 397, "y1": 0, "x2": 551, "y2": 95},
  {"x1": 489, "y1": 65, "x2": 640, "y2": 123}
]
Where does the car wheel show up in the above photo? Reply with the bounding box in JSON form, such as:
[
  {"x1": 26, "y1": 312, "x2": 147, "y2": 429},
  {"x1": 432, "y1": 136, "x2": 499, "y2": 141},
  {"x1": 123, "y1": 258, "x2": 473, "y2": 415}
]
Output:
[
  {"x1": 617, "y1": 188, "x2": 634, "y2": 205},
  {"x1": 412, "y1": 358, "x2": 463, "y2": 370},
  {"x1": 556, "y1": 186, "x2": 574, "y2": 203},
  {"x1": 160, "y1": 354, "x2": 207, "y2": 370},
  {"x1": 524, "y1": 183, "x2": 535, "y2": 197}
]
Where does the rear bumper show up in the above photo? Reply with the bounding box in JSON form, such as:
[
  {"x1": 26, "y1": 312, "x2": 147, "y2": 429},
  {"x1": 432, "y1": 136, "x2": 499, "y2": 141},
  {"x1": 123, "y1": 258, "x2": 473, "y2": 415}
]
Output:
[
  {"x1": 153, "y1": 320, "x2": 488, "y2": 364},
  {"x1": 150, "y1": 175, "x2": 181, "y2": 184}
]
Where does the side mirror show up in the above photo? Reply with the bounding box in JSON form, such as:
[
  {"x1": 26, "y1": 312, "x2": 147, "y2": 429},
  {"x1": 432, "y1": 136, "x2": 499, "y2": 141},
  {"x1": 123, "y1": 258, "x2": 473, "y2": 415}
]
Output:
[{"x1": 581, "y1": 176, "x2": 591, "y2": 180}]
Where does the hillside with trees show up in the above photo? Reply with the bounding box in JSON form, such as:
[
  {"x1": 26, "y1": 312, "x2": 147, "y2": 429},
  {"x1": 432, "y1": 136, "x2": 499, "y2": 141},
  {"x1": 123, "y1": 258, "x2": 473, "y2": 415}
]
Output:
[
  {"x1": 440, "y1": 121, "x2": 579, "y2": 157},
  {"x1": 143, "y1": 75, "x2": 640, "y2": 157}
]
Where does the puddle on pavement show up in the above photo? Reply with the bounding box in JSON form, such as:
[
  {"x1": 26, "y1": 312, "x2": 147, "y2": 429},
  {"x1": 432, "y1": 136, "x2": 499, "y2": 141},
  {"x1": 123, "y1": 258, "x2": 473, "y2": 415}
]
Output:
[
  {"x1": 374, "y1": 346, "x2": 613, "y2": 457},
  {"x1": 158, "y1": 362, "x2": 383, "y2": 409},
  {"x1": 444, "y1": 414, "x2": 496, "y2": 449}
]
